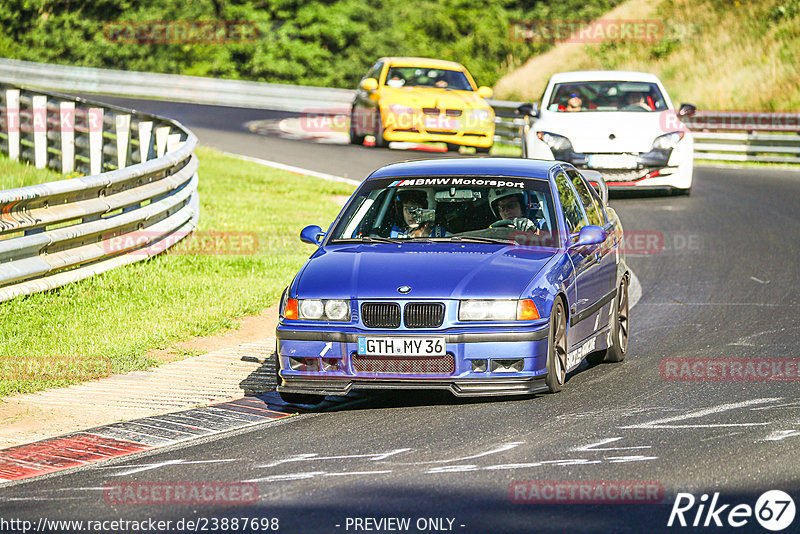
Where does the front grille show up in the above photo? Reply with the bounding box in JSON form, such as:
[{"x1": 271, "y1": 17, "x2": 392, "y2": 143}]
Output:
[
  {"x1": 361, "y1": 302, "x2": 401, "y2": 328},
  {"x1": 425, "y1": 130, "x2": 457, "y2": 135},
  {"x1": 445, "y1": 109, "x2": 463, "y2": 117},
  {"x1": 599, "y1": 169, "x2": 649, "y2": 182},
  {"x1": 404, "y1": 302, "x2": 445, "y2": 328},
  {"x1": 352, "y1": 354, "x2": 455, "y2": 374},
  {"x1": 422, "y1": 107, "x2": 440, "y2": 115}
]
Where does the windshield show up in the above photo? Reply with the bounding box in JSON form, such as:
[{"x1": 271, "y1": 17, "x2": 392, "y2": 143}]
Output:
[
  {"x1": 384, "y1": 66, "x2": 474, "y2": 91},
  {"x1": 547, "y1": 81, "x2": 667, "y2": 112},
  {"x1": 328, "y1": 177, "x2": 559, "y2": 248}
]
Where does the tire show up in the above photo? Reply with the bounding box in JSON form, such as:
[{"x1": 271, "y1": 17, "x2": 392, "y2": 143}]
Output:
[
  {"x1": 445, "y1": 143, "x2": 460, "y2": 152},
  {"x1": 545, "y1": 298, "x2": 568, "y2": 393},
  {"x1": 274, "y1": 352, "x2": 325, "y2": 405},
  {"x1": 349, "y1": 108, "x2": 365, "y2": 145},
  {"x1": 603, "y1": 276, "x2": 629, "y2": 363},
  {"x1": 475, "y1": 145, "x2": 491, "y2": 154},
  {"x1": 373, "y1": 110, "x2": 388, "y2": 148}
]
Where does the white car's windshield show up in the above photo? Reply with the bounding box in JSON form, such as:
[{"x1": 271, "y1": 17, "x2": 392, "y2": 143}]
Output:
[
  {"x1": 328, "y1": 177, "x2": 560, "y2": 247},
  {"x1": 548, "y1": 81, "x2": 667, "y2": 112},
  {"x1": 384, "y1": 67, "x2": 474, "y2": 91}
]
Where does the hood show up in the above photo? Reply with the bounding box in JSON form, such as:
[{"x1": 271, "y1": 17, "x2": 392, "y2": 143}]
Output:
[
  {"x1": 294, "y1": 243, "x2": 556, "y2": 300},
  {"x1": 381, "y1": 87, "x2": 490, "y2": 111},
  {"x1": 535, "y1": 111, "x2": 670, "y2": 153}
]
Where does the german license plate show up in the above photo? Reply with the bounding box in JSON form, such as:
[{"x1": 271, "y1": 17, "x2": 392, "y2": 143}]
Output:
[
  {"x1": 588, "y1": 154, "x2": 638, "y2": 169},
  {"x1": 358, "y1": 337, "x2": 446, "y2": 356}
]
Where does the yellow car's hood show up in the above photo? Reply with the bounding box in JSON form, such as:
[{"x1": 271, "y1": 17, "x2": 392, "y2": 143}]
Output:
[{"x1": 381, "y1": 87, "x2": 491, "y2": 110}]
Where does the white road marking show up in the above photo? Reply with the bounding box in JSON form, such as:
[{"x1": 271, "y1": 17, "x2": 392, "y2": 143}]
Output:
[
  {"x1": 258, "y1": 448, "x2": 412, "y2": 468},
  {"x1": 728, "y1": 328, "x2": 785, "y2": 347},
  {"x1": 98, "y1": 458, "x2": 237, "y2": 476},
  {"x1": 324, "y1": 470, "x2": 393, "y2": 477},
  {"x1": 620, "y1": 398, "x2": 781, "y2": 429},
  {"x1": 222, "y1": 151, "x2": 360, "y2": 186},
  {"x1": 763, "y1": 430, "x2": 800, "y2": 442},
  {"x1": 573, "y1": 437, "x2": 652, "y2": 452},
  {"x1": 750, "y1": 276, "x2": 769, "y2": 284},
  {"x1": 605, "y1": 455, "x2": 659, "y2": 463}
]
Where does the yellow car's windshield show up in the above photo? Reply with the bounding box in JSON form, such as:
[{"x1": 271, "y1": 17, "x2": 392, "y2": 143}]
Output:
[{"x1": 385, "y1": 66, "x2": 474, "y2": 91}]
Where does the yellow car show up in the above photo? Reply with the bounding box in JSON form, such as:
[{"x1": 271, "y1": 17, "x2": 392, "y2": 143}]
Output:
[{"x1": 349, "y1": 57, "x2": 495, "y2": 152}]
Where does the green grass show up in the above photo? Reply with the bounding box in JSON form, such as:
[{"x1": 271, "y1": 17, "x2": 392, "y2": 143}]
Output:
[
  {"x1": 0, "y1": 146, "x2": 355, "y2": 397},
  {"x1": 0, "y1": 152, "x2": 66, "y2": 190}
]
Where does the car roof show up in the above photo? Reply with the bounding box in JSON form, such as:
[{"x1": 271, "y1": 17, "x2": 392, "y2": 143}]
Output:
[
  {"x1": 549, "y1": 70, "x2": 662, "y2": 83},
  {"x1": 379, "y1": 57, "x2": 467, "y2": 70},
  {"x1": 366, "y1": 158, "x2": 557, "y2": 181}
]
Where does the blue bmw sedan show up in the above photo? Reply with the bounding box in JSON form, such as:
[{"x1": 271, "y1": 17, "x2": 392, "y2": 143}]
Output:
[{"x1": 276, "y1": 158, "x2": 629, "y2": 404}]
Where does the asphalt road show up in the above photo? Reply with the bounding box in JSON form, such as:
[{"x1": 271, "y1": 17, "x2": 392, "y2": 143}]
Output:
[{"x1": 2, "y1": 97, "x2": 799, "y2": 534}]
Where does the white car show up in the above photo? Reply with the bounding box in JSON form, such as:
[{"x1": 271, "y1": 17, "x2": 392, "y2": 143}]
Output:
[{"x1": 520, "y1": 71, "x2": 695, "y2": 195}]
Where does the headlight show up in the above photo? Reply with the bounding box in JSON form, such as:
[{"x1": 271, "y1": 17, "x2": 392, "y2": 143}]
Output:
[
  {"x1": 469, "y1": 109, "x2": 491, "y2": 122},
  {"x1": 459, "y1": 300, "x2": 539, "y2": 321},
  {"x1": 652, "y1": 131, "x2": 684, "y2": 150},
  {"x1": 387, "y1": 104, "x2": 415, "y2": 115},
  {"x1": 296, "y1": 299, "x2": 350, "y2": 321},
  {"x1": 536, "y1": 131, "x2": 573, "y2": 152}
]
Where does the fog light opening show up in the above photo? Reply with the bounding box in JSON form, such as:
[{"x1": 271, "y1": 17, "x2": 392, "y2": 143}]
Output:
[
  {"x1": 289, "y1": 357, "x2": 320, "y2": 372},
  {"x1": 322, "y1": 358, "x2": 340, "y2": 372},
  {"x1": 491, "y1": 359, "x2": 524, "y2": 373},
  {"x1": 471, "y1": 359, "x2": 488, "y2": 373}
]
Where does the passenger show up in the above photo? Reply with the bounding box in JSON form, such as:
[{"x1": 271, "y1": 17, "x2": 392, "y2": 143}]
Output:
[
  {"x1": 622, "y1": 92, "x2": 651, "y2": 111},
  {"x1": 391, "y1": 190, "x2": 447, "y2": 238}
]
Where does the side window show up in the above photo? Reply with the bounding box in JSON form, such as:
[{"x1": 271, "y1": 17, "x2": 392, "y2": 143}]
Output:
[
  {"x1": 364, "y1": 62, "x2": 384, "y2": 83},
  {"x1": 567, "y1": 170, "x2": 603, "y2": 226},
  {"x1": 555, "y1": 171, "x2": 588, "y2": 234}
]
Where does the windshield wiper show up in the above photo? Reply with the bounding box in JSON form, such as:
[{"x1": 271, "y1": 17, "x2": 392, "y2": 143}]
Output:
[
  {"x1": 448, "y1": 236, "x2": 512, "y2": 244},
  {"x1": 331, "y1": 237, "x2": 402, "y2": 244}
]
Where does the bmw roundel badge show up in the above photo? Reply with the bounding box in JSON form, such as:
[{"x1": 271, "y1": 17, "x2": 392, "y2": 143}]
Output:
[{"x1": 398, "y1": 285, "x2": 411, "y2": 294}]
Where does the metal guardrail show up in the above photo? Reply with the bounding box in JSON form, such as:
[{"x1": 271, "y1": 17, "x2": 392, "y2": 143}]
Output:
[
  {"x1": 3, "y1": 58, "x2": 798, "y2": 163},
  {"x1": 0, "y1": 83, "x2": 199, "y2": 303}
]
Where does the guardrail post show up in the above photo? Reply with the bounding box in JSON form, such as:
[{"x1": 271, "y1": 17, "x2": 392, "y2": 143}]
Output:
[
  {"x1": 167, "y1": 133, "x2": 182, "y2": 153},
  {"x1": 115, "y1": 114, "x2": 131, "y2": 169},
  {"x1": 155, "y1": 126, "x2": 170, "y2": 158},
  {"x1": 5, "y1": 89, "x2": 20, "y2": 161},
  {"x1": 60, "y1": 101, "x2": 75, "y2": 174},
  {"x1": 32, "y1": 95, "x2": 47, "y2": 169},
  {"x1": 89, "y1": 107, "x2": 104, "y2": 175},
  {"x1": 138, "y1": 121, "x2": 153, "y2": 162}
]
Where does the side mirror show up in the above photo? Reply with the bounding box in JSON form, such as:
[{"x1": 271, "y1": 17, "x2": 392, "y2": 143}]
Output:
[
  {"x1": 300, "y1": 225, "x2": 325, "y2": 246},
  {"x1": 517, "y1": 102, "x2": 539, "y2": 118},
  {"x1": 360, "y1": 78, "x2": 378, "y2": 92},
  {"x1": 570, "y1": 225, "x2": 606, "y2": 248},
  {"x1": 477, "y1": 86, "x2": 494, "y2": 98},
  {"x1": 678, "y1": 103, "x2": 696, "y2": 117}
]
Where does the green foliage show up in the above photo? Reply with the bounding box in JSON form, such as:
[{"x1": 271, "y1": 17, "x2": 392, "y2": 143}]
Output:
[{"x1": 0, "y1": 0, "x2": 625, "y2": 88}]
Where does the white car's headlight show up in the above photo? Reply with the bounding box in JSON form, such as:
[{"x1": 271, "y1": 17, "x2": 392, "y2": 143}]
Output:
[
  {"x1": 652, "y1": 131, "x2": 685, "y2": 150},
  {"x1": 469, "y1": 109, "x2": 491, "y2": 122},
  {"x1": 536, "y1": 131, "x2": 573, "y2": 152},
  {"x1": 298, "y1": 299, "x2": 350, "y2": 321},
  {"x1": 459, "y1": 300, "x2": 539, "y2": 321}
]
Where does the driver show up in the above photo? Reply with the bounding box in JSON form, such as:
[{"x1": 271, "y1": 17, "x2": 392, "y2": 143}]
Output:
[
  {"x1": 391, "y1": 190, "x2": 447, "y2": 238},
  {"x1": 488, "y1": 189, "x2": 541, "y2": 233}
]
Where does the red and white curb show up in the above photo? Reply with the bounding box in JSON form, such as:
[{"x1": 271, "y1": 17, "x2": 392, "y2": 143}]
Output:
[{"x1": 0, "y1": 397, "x2": 292, "y2": 483}]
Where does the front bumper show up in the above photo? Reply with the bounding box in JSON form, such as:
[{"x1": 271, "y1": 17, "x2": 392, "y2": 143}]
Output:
[
  {"x1": 382, "y1": 113, "x2": 495, "y2": 147},
  {"x1": 276, "y1": 324, "x2": 550, "y2": 397}
]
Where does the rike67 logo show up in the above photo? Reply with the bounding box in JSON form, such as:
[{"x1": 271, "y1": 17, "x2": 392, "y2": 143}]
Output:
[{"x1": 668, "y1": 490, "x2": 796, "y2": 531}]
